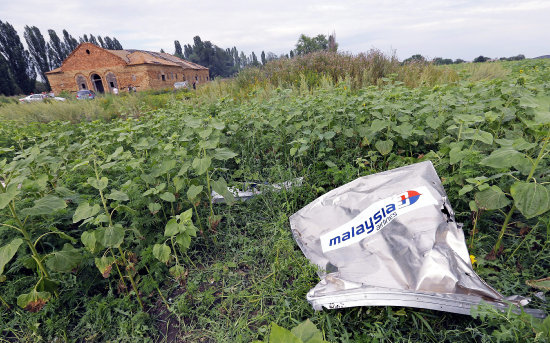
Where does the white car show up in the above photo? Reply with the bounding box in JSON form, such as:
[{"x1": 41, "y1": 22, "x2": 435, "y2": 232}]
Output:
[
  {"x1": 174, "y1": 81, "x2": 188, "y2": 89},
  {"x1": 19, "y1": 94, "x2": 66, "y2": 103}
]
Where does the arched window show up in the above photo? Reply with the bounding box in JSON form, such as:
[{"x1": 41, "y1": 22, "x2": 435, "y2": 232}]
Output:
[
  {"x1": 105, "y1": 72, "x2": 118, "y2": 90},
  {"x1": 75, "y1": 74, "x2": 88, "y2": 90}
]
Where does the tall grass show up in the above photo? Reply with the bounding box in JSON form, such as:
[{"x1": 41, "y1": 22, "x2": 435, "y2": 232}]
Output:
[
  {"x1": 0, "y1": 100, "x2": 108, "y2": 123},
  {"x1": 0, "y1": 96, "x2": 19, "y2": 107},
  {"x1": 452, "y1": 62, "x2": 509, "y2": 81},
  {"x1": 197, "y1": 50, "x2": 462, "y2": 100},
  {"x1": 0, "y1": 90, "x2": 187, "y2": 123}
]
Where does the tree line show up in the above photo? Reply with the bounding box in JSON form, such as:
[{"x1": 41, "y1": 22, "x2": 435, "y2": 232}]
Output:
[
  {"x1": 172, "y1": 36, "x2": 280, "y2": 79},
  {"x1": 0, "y1": 20, "x2": 123, "y2": 95},
  {"x1": 404, "y1": 53, "x2": 526, "y2": 65},
  {"x1": 171, "y1": 33, "x2": 338, "y2": 79}
]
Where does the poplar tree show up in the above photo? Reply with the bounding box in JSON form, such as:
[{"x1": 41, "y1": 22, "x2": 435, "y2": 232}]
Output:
[
  {"x1": 24, "y1": 25, "x2": 50, "y2": 89},
  {"x1": 47, "y1": 29, "x2": 66, "y2": 69},
  {"x1": 174, "y1": 40, "x2": 183, "y2": 58},
  {"x1": 0, "y1": 20, "x2": 36, "y2": 93},
  {"x1": 103, "y1": 36, "x2": 114, "y2": 49},
  {"x1": 111, "y1": 38, "x2": 123, "y2": 50},
  {"x1": 261, "y1": 51, "x2": 266, "y2": 65},
  {"x1": 0, "y1": 53, "x2": 16, "y2": 95},
  {"x1": 88, "y1": 34, "x2": 98, "y2": 46},
  {"x1": 63, "y1": 29, "x2": 78, "y2": 51},
  {"x1": 250, "y1": 51, "x2": 260, "y2": 66}
]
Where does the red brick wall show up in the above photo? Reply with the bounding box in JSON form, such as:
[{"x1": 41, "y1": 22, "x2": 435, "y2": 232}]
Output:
[
  {"x1": 46, "y1": 43, "x2": 210, "y2": 95},
  {"x1": 62, "y1": 43, "x2": 126, "y2": 71}
]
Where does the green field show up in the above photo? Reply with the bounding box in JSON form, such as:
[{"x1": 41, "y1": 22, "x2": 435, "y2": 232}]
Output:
[{"x1": 1, "y1": 57, "x2": 549, "y2": 342}]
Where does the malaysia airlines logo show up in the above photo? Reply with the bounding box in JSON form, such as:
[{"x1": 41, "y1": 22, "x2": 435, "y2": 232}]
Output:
[
  {"x1": 320, "y1": 186, "x2": 438, "y2": 252},
  {"x1": 398, "y1": 190, "x2": 422, "y2": 207}
]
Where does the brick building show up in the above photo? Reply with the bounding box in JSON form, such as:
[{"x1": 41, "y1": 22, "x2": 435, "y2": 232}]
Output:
[{"x1": 45, "y1": 42, "x2": 209, "y2": 94}]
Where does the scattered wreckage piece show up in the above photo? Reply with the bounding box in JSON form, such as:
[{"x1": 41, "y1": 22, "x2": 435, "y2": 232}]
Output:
[{"x1": 211, "y1": 178, "x2": 303, "y2": 204}]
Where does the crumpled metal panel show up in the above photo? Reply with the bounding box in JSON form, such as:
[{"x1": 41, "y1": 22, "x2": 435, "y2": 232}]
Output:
[{"x1": 289, "y1": 161, "x2": 545, "y2": 317}]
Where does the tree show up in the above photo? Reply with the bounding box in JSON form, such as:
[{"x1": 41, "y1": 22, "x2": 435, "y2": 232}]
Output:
[
  {"x1": 432, "y1": 57, "x2": 453, "y2": 65},
  {"x1": 294, "y1": 34, "x2": 328, "y2": 55},
  {"x1": 62, "y1": 30, "x2": 78, "y2": 52},
  {"x1": 111, "y1": 38, "x2": 123, "y2": 50},
  {"x1": 103, "y1": 36, "x2": 114, "y2": 49},
  {"x1": 24, "y1": 26, "x2": 50, "y2": 89},
  {"x1": 473, "y1": 55, "x2": 489, "y2": 63},
  {"x1": 0, "y1": 20, "x2": 36, "y2": 94},
  {"x1": 239, "y1": 51, "x2": 248, "y2": 68},
  {"x1": 403, "y1": 54, "x2": 426, "y2": 64},
  {"x1": 80, "y1": 34, "x2": 89, "y2": 43},
  {"x1": 289, "y1": 50, "x2": 294, "y2": 58},
  {"x1": 261, "y1": 51, "x2": 266, "y2": 65},
  {"x1": 0, "y1": 53, "x2": 16, "y2": 95},
  {"x1": 174, "y1": 40, "x2": 183, "y2": 58},
  {"x1": 250, "y1": 52, "x2": 260, "y2": 66},
  {"x1": 47, "y1": 29, "x2": 67, "y2": 69},
  {"x1": 500, "y1": 54, "x2": 525, "y2": 61},
  {"x1": 328, "y1": 32, "x2": 338, "y2": 52},
  {"x1": 230, "y1": 47, "x2": 240, "y2": 70},
  {"x1": 184, "y1": 44, "x2": 193, "y2": 59},
  {"x1": 184, "y1": 36, "x2": 238, "y2": 77},
  {"x1": 266, "y1": 52, "x2": 277, "y2": 62},
  {"x1": 160, "y1": 48, "x2": 165, "y2": 53},
  {"x1": 454, "y1": 59, "x2": 466, "y2": 64},
  {"x1": 89, "y1": 34, "x2": 98, "y2": 46},
  {"x1": 97, "y1": 36, "x2": 105, "y2": 48}
]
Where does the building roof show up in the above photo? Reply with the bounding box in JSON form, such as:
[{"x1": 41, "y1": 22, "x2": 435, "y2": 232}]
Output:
[
  {"x1": 46, "y1": 43, "x2": 207, "y2": 74},
  {"x1": 107, "y1": 49, "x2": 208, "y2": 70}
]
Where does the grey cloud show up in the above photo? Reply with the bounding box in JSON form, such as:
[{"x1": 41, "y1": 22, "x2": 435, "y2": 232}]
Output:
[{"x1": 0, "y1": 0, "x2": 548, "y2": 61}]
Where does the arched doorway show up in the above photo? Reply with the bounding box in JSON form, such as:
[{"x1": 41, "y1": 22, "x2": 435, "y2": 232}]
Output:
[{"x1": 91, "y1": 73, "x2": 104, "y2": 93}]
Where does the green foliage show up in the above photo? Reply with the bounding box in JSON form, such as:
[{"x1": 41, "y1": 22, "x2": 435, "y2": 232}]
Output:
[
  {"x1": 471, "y1": 304, "x2": 550, "y2": 342},
  {"x1": 0, "y1": 20, "x2": 36, "y2": 94},
  {"x1": 474, "y1": 55, "x2": 491, "y2": 63},
  {"x1": 256, "y1": 319, "x2": 329, "y2": 343},
  {"x1": 0, "y1": 57, "x2": 549, "y2": 341},
  {"x1": 0, "y1": 238, "x2": 22, "y2": 275},
  {"x1": 294, "y1": 34, "x2": 329, "y2": 56},
  {"x1": 183, "y1": 35, "x2": 238, "y2": 77},
  {"x1": 24, "y1": 26, "x2": 50, "y2": 90}
]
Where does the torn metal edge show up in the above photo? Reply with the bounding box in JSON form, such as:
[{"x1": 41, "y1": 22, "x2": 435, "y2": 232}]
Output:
[{"x1": 307, "y1": 286, "x2": 547, "y2": 318}]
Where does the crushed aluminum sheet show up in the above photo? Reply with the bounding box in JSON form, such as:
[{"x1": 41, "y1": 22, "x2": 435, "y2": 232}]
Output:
[{"x1": 289, "y1": 161, "x2": 546, "y2": 318}]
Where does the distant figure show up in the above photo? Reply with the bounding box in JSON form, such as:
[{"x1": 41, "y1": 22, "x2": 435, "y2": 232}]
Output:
[
  {"x1": 192, "y1": 81, "x2": 196, "y2": 90},
  {"x1": 128, "y1": 85, "x2": 132, "y2": 93},
  {"x1": 132, "y1": 86, "x2": 136, "y2": 93},
  {"x1": 113, "y1": 87, "x2": 119, "y2": 95}
]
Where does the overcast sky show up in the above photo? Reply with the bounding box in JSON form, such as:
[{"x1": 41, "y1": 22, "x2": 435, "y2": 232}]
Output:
[{"x1": 2, "y1": 0, "x2": 549, "y2": 61}]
